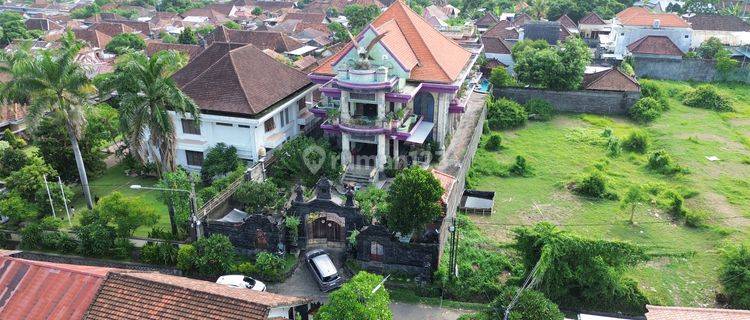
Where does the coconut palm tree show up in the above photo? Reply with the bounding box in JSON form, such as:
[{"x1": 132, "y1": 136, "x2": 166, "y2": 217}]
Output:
[
  {"x1": 0, "y1": 31, "x2": 97, "y2": 209},
  {"x1": 101, "y1": 50, "x2": 199, "y2": 176}
]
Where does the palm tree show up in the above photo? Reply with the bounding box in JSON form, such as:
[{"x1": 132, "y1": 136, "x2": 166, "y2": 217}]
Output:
[
  {"x1": 101, "y1": 50, "x2": 199, "y2": 176},
  {"x1": 0, "y1": 31, "x2": 97, "y2": 209},
  {"x1": 526, "y1": 0, "x2": 549, "y2": 20},
  {"x1": 100, "y1": 50, "x2": 199, "y2": 237}
]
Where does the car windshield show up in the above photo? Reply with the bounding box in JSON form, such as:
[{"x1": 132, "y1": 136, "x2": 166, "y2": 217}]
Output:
[{"x1": 243, "y1": 277, "x2": 256, "y2": 288}]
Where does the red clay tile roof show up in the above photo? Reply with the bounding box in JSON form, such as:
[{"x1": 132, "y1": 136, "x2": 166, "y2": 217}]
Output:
[
  {"x1": 512, "y1": 13, "x2": 532, "y2": 27},
  {"x1": 483, "y1": 19, "x2": 519, "y2": 40},
  {"x1": 208, "y1": 26, "x2": 304, "y2": 52},
  {"x1": 431, "y1": 168, "x2": 455, "y2": 204},
  {"x1": 616, "y1": 7, "x2": 690, "y2": 28},
  {"x1": 282, "y1": 12, "x2": 326, "y2": 24},
  {"x1": 146, "y1": 42, "x2": 205, "y2": 60},
  {"x1": 481, "y1": 36, "x2": 512, "y2": 54},
  {"x1": 105, "y1": 19, "x2": 152, "y2": 36},
  {"x1": 25, "y1": 18, "x2": 63, "y2": 31},
  {"x1": 74, "y1": 28, "x2": 113, "y2": 48},
  {"x1": 304, "y1": 0, "x2": 383, "y2": 12},
  {"x1": 627, "y1": 35, "x2": 684, "y2": 56},
  {"x1": 557, "y1": 14, "x2": 577, "y2": 30},
  {"x1": 687, "y1": 14, "x2": 750, "y2": 31},
  {"x1": 476, "y1": 11, "x2": 500, "y2": 28},
  {"x1": 85, "y1": 271, "x2": 309, "y2": 320},
  {"x1": 646, "y1": 305, "x2": 750, "y2": 320},
  {"x1": 89, "y1": 22, "x2": 137, "y2": 38},
  {"x1": 172, "y1": 42, "x2": 312, "y2": 116},
  {"x1": 235, "y1": 0, "x2": 295, "y2": 12},
  {"x1": 0, "y1": 256, "x2": 112, "y2": 320},
  {"x1": 582, "y1": 68, "x2": 640, "y2": 92},
  {"x1": 312, "y1": 0, "x2": 472, "y2": 84},
  {"x1": 579, "y1": 12, "x2": 606, "y2": 25}
]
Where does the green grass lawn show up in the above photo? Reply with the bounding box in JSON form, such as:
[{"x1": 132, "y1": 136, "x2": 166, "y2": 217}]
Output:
[
  {"x1": 470, "y1": 81, "x2": 750, "y2": 307},
  {"x1": 68, "y1": 163, "x2": 171, "y2": 237}
]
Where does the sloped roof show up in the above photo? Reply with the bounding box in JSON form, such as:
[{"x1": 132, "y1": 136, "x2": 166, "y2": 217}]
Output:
[
  {"x1": 74, "y1": 28, "x2": 113, "y2": 48},
  {"x1": 235, "y1": 0, "x2": 295, "y2": 11},
  {"x1": 579, "y1": 12, "x2": 606, "y2": 25},
  {"x1": 512, "y1": 13, "x2": 532, "y2": 27},
  {"x1": 304, "y1": 0, "x2": 383, "y2": 12},
  {"x1": 0, "y1": 255, "x2": 112, "y2": 320},
  {"x1": 687, "y1": 14, "x2": 750, "y2": 32},
  {"x1": 483, "y1": 19, "x2": 519, "y2": 40},
  {"x1": 89, "y1": 22, "x2": 137, "y2": 37},
  {"x1": 172, "y1": 42, "x2": 312, "y2": 117},
  {"x1": 146, "y1": 42, "x2": 205, "y2": 60},
  {"x1": 313, "y1": 0, "x2": 472, "y2": 84},
  {"x1": 582, "y1": 68, "x2": 640, "y2": 92},
  {"x1": 523, "y1": 21, "x2": 564, "y2": 45},
  {"x1": 208, "y1": 26, "x2": 304, "y2": 52},
  {"x1": 646, "y1": 305, "x2": 750, "y2": 320},
  {"x1": 86, "y1": 272, "x2": 309, "y2": 320},
  {"x1": 481, "y1": 36, "x2": 512, "y2": 54},
  {"x1": 25, "y1": 18, "x2": 63, "y2": 31},
  {"x1": 557, "y1": 14, "x2": 577, "y2": 30},
  {"x1": 475, "y1": 11, "x2": 499, "y2": 28},
  {"x1": 627, "y1": 35, "x2": 684, "y2": 56},
  {"x1": 431, "y1": 168, "x2": 455, "y2": 205},
  {"x1": 282, "y1": 12, "x2": 326, "y2": 24},
  {"x1": 616, "y1": 7, "x2": 690, "y2": 28},
  {"x1": 105, "y1": 19, "x2": 152, "y2": 35}
]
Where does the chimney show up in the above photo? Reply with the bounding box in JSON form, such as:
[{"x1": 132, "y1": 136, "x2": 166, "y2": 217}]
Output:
[{"x1": 653, "y1": 19, "x2": 661, "y2": 29}]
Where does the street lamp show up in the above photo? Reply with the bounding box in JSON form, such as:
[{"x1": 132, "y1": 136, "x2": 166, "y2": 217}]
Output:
[{"x1": 129, "y1": 181, "x2": 202, "y2": 240}]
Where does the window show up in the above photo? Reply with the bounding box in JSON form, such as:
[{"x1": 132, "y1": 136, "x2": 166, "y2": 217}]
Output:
[
  {"x1": 264, "y1": 118, "x2": 275, "y2": 132},
  {"x1": 216, "y1": 122, "x2": 233, "y2": 127},
  {"x1": 181, "y1": 119, "x2": 200, "y2": 135},
  {"x1": 298, "y1": 98, "x2": 306, "y2": 111},
  {"x1": 238, "y1": 124, "x2": 251, "y2": 128},
  {"x1": 684, "y1": 35, "x2": 689, "y2": 38},
  {"x1": 185, "y1": 150, "x2": 204, "y2": 166},
  {"x1": 370, "y1": 241, "x2": 384, "y2": 262},
  {"x1": 278, "y1": 108, "x2": 291, "y2": 127}
]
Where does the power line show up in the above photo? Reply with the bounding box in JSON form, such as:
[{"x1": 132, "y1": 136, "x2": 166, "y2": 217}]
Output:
[{"x1": 468, "y1": 215, "x2": 750, "y2": 228}]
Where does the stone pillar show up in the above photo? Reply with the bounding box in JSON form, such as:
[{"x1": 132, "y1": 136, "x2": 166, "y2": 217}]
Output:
[
  {"x1": 436, "y1": 92, "x2": 447, "y2": 150},
  {"x1": 376, "y1": 134, "x2": 386, "y2": 170},
  {"x1": 376, "y1": 91, "x2": 386, "y2": 121},
  {"x1": 341, "y1": 133, "x2": 352, "y2": 168},
  {"x1": 340, "y1": 91, "x2": 350, "y2": 122},
  {"x1": 392, "y1": 138, "x2": 399, "y2": 165}
]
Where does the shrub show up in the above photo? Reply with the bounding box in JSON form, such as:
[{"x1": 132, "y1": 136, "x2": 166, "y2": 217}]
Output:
[
  {"x1": 140, "y1": 242, "x2": 179, "y2": 265},
  {"x1": 75, "y1": 223, "x2": 117, "y2": 257},
  {"x1": 38, "y1": 216, "x2": 62, "y2": 231},
  {"x1": 255, "y1": 252, "x2": 286, "y2": 282},
  {"x1": 509, "y1": 155, "x2": 531, "y2": 177},
  {"x1": 623, "y1": 130, "x2": 649, "y2": 153},
  {"x1": 647, "y1": 150, "x2": 686, "y2": 175},
  {"x1": 105, "y1": 33, "x2": 146, "y2": 54},
  {"x1": 41, "y1": 231, "x2": 64, "y2": 250},
  {"x1": 640, "y1": 80, "x2": 668, "y2": 110},
  {"x1": 720, "y1": 244, "x2": 750, "y2": 309},
  {"x1": 523, "y1": 98, "x2": 554, "y2": 121},
  {"x1": 0, "y1": 193, "x2": 36, "y2": 227},
  {"x1": 685, "y1": 210, "x2": 708, "y2": 228},
  {"x1": 3, "y1": 129, "x2": 26, "y2": 149},
  {"x1": 385, "y1": 167, "x2": 444, "y2": 235},
  {"x1": 200, "y1": 143, "x2": 240, "y2": 184},
  {"x1": 485, "y1": 134, "x2": 503, "y2": 151},
  {"x1": 663, "y1": 190, "x2": 685, "y2": 219},
  {"x1": 113, "y1": 238, "x2": 135, "y2": 259},
  {"x1": 176, "y1": 244, "x2": 198, "y2": 274},
  {"x1": 56, "y1": 233, "x2": 78, "y2": 253},
  {"x1": 486, "y1": 286, "x2": 565, "y2": 320},
  {"x1": 629, "y1": 97, "x2": 662, "y2": 123},
  {"x1": 487, "y1": 98, "x2": 527, "y2": 130},
  {"x1": 233, "y1": 261, "x2": 258, "y2": 276},
  {"x1": 20, "y1": 223, "x2": 44, "y2": 250},
  {"x1": 682, "y1": 85, "x2": 733, "y2": 112},
  {"x1": 606, "y1": 136, "x2": 622, "y2": 157},
  {"x1": 573, "y1": 171, "x2": 615, "y2": 199},
  {"x1": 233, "y1": 180, "x2": 284, "y2": 214},
  {"x1": 489, "y1": 67, "x2": 514, "y2": 88},
  {"x1": 192, "y1": 234, "x2": 236, "y2": 277},
  {"x1": 0, "y1": 147, "x2": 28, "y2": 177}
]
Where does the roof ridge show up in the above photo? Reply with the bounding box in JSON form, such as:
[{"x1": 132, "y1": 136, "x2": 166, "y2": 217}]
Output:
[
  {"x1": 180, "y1": 43, "x2": 235, "y2": 89},
  {"x1": 391, "y1": 1, "x2": 452, "y2": 82},
  {"x1": 1, "y1": 256, "x2": 111, "y2": 278},
  {"x1": 227, "y1": 45, "x2": 255, "y2": 111}
]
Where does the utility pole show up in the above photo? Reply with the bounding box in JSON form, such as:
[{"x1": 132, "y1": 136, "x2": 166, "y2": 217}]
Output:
[
  {"x1": 57, "y1": 177, "x2": 72, "y2": 227},
  {"x1": 43, "y1": 175, "x2": 56, "y2": 218},
  {"x1": 189, "y1": 177, "x2": 202, "y2": 240}
]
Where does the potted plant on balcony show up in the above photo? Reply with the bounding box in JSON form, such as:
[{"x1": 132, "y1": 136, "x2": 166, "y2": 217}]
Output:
[{"x1": 326, "y1": 108, "x2": 341, "y2": 124}]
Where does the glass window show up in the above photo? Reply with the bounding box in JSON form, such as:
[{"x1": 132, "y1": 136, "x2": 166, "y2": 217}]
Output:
[
  {"x1": 264, "y1": 118, "x2": 275, "y2": 132},
  {"x1": 181, "y1": 119, "x2": 200, "y2": 135},
  {"x1": 216, "y1": 122, "x2": 233, "y2": 127},
  {"x1": 185, "y1": 150, "x2": 203, "y2": 166},
  {"x1": 298, "y1": 98, "x2": 306, "y2": 111}
]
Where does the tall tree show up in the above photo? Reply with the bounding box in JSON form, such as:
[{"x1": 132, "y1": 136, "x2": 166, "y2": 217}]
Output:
[
  {"x1": 384, "y1": 167, "x2": 443, "y2": 235},
  {"x1": 100, "y1": 50, "x2": 198, "y2": 176},
  {"x1": 0, "y1": 31, "x2": 97, "y2": 209}
]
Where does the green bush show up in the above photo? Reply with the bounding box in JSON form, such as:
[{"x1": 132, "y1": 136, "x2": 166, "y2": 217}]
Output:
[
  {"x1": 606, "y1": 136, "x2": 622, "y2": 157},
  {"x1": 523, "y1": 98, "x2": 554, "y2": 121},
  {"x1": 200, "y1": 143, "x2": 241, "y2": 185},
  {"x1": 639, "y1": 80, "x2": 668, "y2": 110},
  {"x1": 663, "y1": 190, "x2": 685, "y2": 219},
  {"x1": 647, "y1": 150, "x2": 686, "y2": 175},
  {"x1": 113, "y1": 238, "x2": 135, "y2": 259},
  {"x1": 720, "y1": 244, "x2": 750, "y2": 309},
  {"x1": 233, "y1": 180, "x2": 284, "y2": 214},
  {"x1": 20, "y1": 223, "x2": 44, "y2": 250},
  {"x1": 140, "y1": 242, "x2": 178, "y2": 265},
  {"x1": 489, "y1": 67, "x2": 514, "y2": 88},
  {"x1": 0, "y1": 147, "x2": 28, "y2": 177},
  {"x1": 234, "y1": 261, "x2": 259, "y2": 276},
  {"x1": 486, "y1": 286, "x2": 565, "y2": 320},
  {"x1": 176, "y1": 244, "x2": 198, "y2": 273},
  {"x1": 487, "y1": 98, "x2": 527, "y2": 130},
  {"x1": 509, "y1": 155, "x2": 531, "y2": 177},
  {"x1": 41, "y1": 231, "x2": 64, "y2": 250},
  {"x1": 573, "y1": 171, "x2": 616, "y2": 199},
  {"x1": 629, "y1": 97, "x2": 662, "y2": 123},
  {"x1": 685, "y1": 210, "x2": 708, "y2": 228},
  {"x1": 623, "y1": 130, "x2": 649, "y2": 153},
  {"x1": 682, "y1": 85, "x2": 733, "y2": 112},
  {"x1": 56, "y1": 233, "x2": 78, "y2": 254},
  {"x1": 485, "y1": 134, "x2": 503, "y2": 151},
  {"x1": 255, "y1": 252, "x2": 286, "y2": 282},
  {"x1": 3, "y1": 129, "x2": 26, "y2": 149},
  {"x1": 74, "y1": 223, "x2": 117, "y2": 257}
]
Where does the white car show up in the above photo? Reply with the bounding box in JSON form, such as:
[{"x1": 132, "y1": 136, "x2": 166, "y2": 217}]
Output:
[{"x1": 216, "y1": 275, "x2": 267, "y2": 292}]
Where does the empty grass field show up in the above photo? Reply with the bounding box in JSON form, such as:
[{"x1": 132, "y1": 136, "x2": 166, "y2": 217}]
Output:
[{"x1": 470, "y1": 81, "x2": 750, "y2": 307}]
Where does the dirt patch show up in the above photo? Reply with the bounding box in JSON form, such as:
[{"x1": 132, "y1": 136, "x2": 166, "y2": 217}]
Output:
[
  {"x1": 729, "y1": 118, "x2": 750, "y2": 127},
  {"x1": 516, "y1": 191, "x2": 580, "y2": 226},
  {"x1": 687, "y1": 192, "x2": 750, "y2": 228},
  {"x1": 645, "y1": 256, "x2": 672, "y2": 268},
  {"x1": 677, "y1": 133, "x2": 747, "y2": 153}
]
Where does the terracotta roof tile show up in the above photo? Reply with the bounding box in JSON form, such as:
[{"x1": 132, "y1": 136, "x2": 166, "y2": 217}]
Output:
[
  {"x1": 312, "y1": 0, "x2": 472, "y2": 84},
  {"x1": 557, "y1": 14, "x2": 577, "y2": 30},
  {"x1": 579, "y1": 12, "x2": 606, "y2": 25},
  {"x1": 483, "y1": 19, "x2": 519, "y2": 40},
  {"x1": 89, "y1": 22, "x2": 137, "y2": 38},
  {"x1": 146, "y1": 42, "x2": 205, "y2": 60},
  {"x1": 687, "y1": 14, "x2": 750, "y2": 31},
  {"x1": 582, "y1": 68, "x2": 640, "y2": 92},
  {"x1": 25, "y1": 18, "x2": 63, "y2": 31},
  {"x1": 512, "y1": 13, "x2": 532, "y2": 27},
  {"x1": 646, "y1": 305, "x2": 750, "y2": 320},
  {"x1": 627, "y1": 35, "x2": 684, "y2": 56},
  {"x1": 208, "y1": 26, "x2": 304, "y2": 52},
  {"x1": 282, "y1": 12, "x2": 326, "y2": 24},
  {"x1": 481, "y1": 36, "x2": 512, "y2": 54},
  {"x1": 475, "y1": 11, "x2": 500, "y2": 28},
  {"x1": 616, "y1": 7, "x2": 690, "y2": 28},
  {"x1": 172, "y1": 42, "x2": 312, "y2": 116},
  {"x1": 235, "y1": 0, "x2": 295, "y2": 12},
  {"x1": 74, "y1": 28, "x2": 113, "y2": 48},
  {"x1": 431, "y1": 168, "x2": 456, "y2": 204}
]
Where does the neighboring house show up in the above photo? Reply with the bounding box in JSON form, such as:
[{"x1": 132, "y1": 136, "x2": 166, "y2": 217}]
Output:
[
  {"x1": 475, "y1": 11, "x2": 500, "y2": 32},
  {"x1": 309, "y1": 0, "x2": 477, "y2": 183},
  {"x1": 181, "y1": 4, "x2": 238, "y2": 25},
  {"x1": 0, "y1": 250, "x2": 313, "y2": 319},
  {"x1": 0, "y1": 72, "x2": 28, "y2": 134},
  {"x1": 207, "y1": 25, "x2": 304, "y2": 53},
  {"x1": 24, "y1": 17, "x2": 63, "y2": 31},
  {"x1": 87, "y1": 22, "x2": 141, "y2": 38},
  {"x1": 481, "y1": 20, "x2": 516, "y2": 70},
  {"x1": 233, "y1": 0, "x2": 296, "y2": 15},
  {"x1": 304, "y1": 0, "x2": 384, "y2": 14},
  {"x1": 73, "y1": 28, "x2": 113, "y2": 49},
  {"x1": 75, "y1": 48, "x2": 115, "y2": 78},
  {"x1": 645, "y1": 305, "x2": 750, "y2": 320},
  {"x1": 521, "y1": 21, "x2": 572, "y2": 44},
  {"x1": 578, "y1": 12, "x2": 610, "y2": 40},
  {"x1": 582, "y1": 68, "x2": 641, "y2": 92},
  {"x1": 145, "y1": 42, "x2": 206, "y2": 61},
  {"x1": 557, "y1": 14, "x2": 579, "y2": 35},
  {"x1": 170, "y1": 42, "x2": 317, "y2": 169},
  {"x1": 607, "y1": 7, "x2": 692, "y2": 59},
  {"x1": 422, "y1": 5, "x2": 451, "y2": 28},
  {"x1": 687, "y1": 14, "x2": 750, "y2": 47},
  {"x1": 627, "y1": 35, "x2": 685, "y2": 59}
]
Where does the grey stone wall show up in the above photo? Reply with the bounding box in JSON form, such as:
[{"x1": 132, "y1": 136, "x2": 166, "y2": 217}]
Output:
[
  {"x1": 493, "y1": 87, "x2": 641, "y2": 115},
  {"x1": 633, "y1": 57, "x2": 750, "y2": 83},
  {"x1": 205, "y1": 214, "x2": 284, "y2": 255},
  {"x1": 355, "y1": 225, "x2": 439, "y2": 277},
  {"x1": 289, "y1": 197, "x2": 365, "y2": 246}
]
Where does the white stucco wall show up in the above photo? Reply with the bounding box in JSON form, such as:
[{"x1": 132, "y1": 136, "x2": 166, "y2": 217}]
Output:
[
  {"x1": 611, "y1": 25, "x2": 692, "y2": 57},
  {"x1": 691, "y1": 30, "x2": 750, "y2": 48}
]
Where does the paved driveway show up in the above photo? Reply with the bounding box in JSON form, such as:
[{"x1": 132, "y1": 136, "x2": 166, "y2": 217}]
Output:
[{"x1": 266, "y1": 248, "x2": 472, "y2": 319}]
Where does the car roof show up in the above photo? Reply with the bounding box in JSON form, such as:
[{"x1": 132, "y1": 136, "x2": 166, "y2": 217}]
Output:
[
  {"x1": 216, "y1": 275, "x2": 246, "y2": 284},
  {"x1": 311, "y1": 254, "x2": 337, "y2": 278}
]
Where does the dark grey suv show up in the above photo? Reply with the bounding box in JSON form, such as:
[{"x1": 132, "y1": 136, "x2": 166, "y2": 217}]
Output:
[{"x1": 304, "y1": 249, "x2": 343, "y2": 292}]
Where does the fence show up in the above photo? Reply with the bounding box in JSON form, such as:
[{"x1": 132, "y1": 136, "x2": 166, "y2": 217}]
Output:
[{"x1": 494, "y1": 87, "x2": 641, "y2": 115}]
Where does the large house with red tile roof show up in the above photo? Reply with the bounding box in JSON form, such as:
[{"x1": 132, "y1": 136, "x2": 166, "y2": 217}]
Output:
[
  {"x1": 687, "y1": 14, "x2": 750, "y2": 48},
  {"x1": 605, "y1": 7, "x2": 692, "y2": 59},
  {"x1": 309, "y1": 0, "x2": 477, "y2": 183},
  {"x1": 0, "y1": 250, "x2": 312, "y2": 319}
]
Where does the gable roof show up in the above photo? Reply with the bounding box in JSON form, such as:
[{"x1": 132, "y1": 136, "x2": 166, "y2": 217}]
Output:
[
  {"x1": 557, "y1": 14, "x2": 577, "y2": 30},
  {"x1": 86, "y1": 271, "x2": 309, "y2": 320},
  {"x1": 146, "y1": 42, "x2": 205, "y2": 60},
  {"x1": 313, "y1": 0, "x2": 472, "y2": 84},
  {"x1": 579, "y1": 12, "x2": 606, "y2": 25},
  {"x1": 476, "y1": 11, "x2": 500, "y2": 28},
  {"x1": 208, "y1": 26, "x2": 304, "y2": 52},
  {"x1": 627, "y1": 35, "x2": 684, "y2": 56},
  {"x1": 646, "y1": 305, "x2": 750, "y2": 320},
  {"x1": 25, "y1": 18, "x2": 63, "y2": 31},
  {"x1": 481, "y1": 36, "x2": 512, "y2": 54},
  {"x1": 523, "y1": 21, "x2": 565, "y2": 45},
  {"x1": 89, "y1": 22, "x2": 137, "y2": 38},
  {"x1": 172, "y1": 42, "x2": 312, "y2": 117},
  {"x1": 687, "y1": 14, "x2": 750, "y2": 32},
  {"x1": 105, "y1": 19, "x2": 152, "y2": 36},
  {"x1": 282, "y1": 12, "x2": 326, "y2": 24},
  {"x1": 0, "y1": 255, "x2": 112, "y2": 320},
  {"x1": 484, "y1": 19, "x2": 519, "y2": 40},
  {"x1": 235, "y1": 0, "x2": 295, "y2": 12},
  {"x1": 582, "y1": 68, "x2": 640, "y2": 92},
  {"x1": 431, "y1": 168, "x2": 456, "y2": 205},
  {"x1": 512, "y1": 13, "x2": 532, "y2": 27},
  {"x1": 74, "y1": 28, "x2": 113, "y2": 48},
  {"x1": 616, "y1": 7, "x2": 690, "y2": 28}
]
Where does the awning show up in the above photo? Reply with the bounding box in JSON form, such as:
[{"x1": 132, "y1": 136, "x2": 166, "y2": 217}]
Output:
[
  {"x1": 406, "y1": 121, "x2": 434, "y2": 144},
  {"x1": 215, "y1": 208, "x2": 248, "y2": 223}
]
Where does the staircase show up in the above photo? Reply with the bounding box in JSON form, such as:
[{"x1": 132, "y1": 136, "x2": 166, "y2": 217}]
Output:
[{"x1": 342, "y1": 165, "x2": 377, "y2": 185}]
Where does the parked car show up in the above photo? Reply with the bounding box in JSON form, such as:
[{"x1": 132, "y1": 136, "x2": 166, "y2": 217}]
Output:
[
  {"x1": 305, "y1": 249, "x2": 343, "y2": 292},
  {"x1": 216, "y1": 275, "x2": 266, "y2": 292}
]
